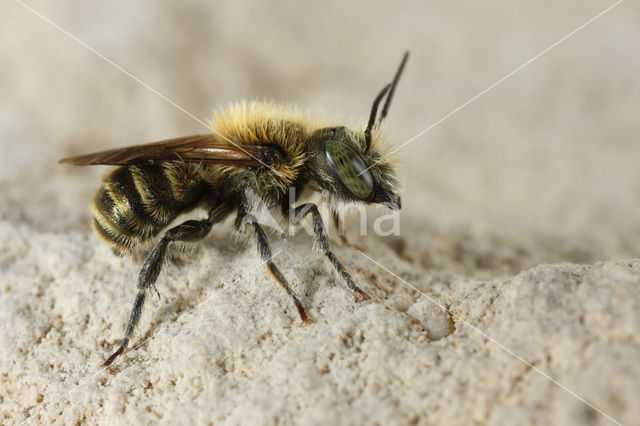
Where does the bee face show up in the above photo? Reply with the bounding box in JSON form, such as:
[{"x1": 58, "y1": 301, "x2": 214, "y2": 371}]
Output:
[
  {"x1": 325, "y1": 139, "x2": 373, "y2": 199},
  {"x1": 308, "y1": 127, "x2": 400, "y2": 209},
  {"x1": 306, "y1": 52, "x2": 408, "y2": 211}
]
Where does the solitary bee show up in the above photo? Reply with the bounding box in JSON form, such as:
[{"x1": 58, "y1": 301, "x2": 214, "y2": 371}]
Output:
[{"x1": 60, "y1": 52, "x2": 408, "y2": 367}]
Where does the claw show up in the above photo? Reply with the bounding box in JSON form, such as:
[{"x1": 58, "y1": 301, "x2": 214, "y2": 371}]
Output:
[
  {"x1": 151, "y1": 284, "x2": 161, "y2": 301},
  {"x1": 103, "y1": 346, "x2": 124, "y2": 368},
  {"x1": 354, "y1": 286, "x2": 371, "y2": 301},
  {"x1": 296, "y1": 304, "x2": 312, "y2": 323}
]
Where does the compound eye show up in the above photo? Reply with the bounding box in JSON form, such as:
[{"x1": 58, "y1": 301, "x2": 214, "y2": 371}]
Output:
[{"x1": 325, "y1": 140, "x2": 373, "y2": 199}]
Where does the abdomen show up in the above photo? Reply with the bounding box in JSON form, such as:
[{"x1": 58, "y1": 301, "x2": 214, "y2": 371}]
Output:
[{"x1": 91, "y1": 162, "x2": 209, "y2": 254}]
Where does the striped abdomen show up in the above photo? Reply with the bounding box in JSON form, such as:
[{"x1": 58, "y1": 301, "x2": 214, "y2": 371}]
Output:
[{"x1": 91, "y1": 162, "x2": 209, "y2": 254}]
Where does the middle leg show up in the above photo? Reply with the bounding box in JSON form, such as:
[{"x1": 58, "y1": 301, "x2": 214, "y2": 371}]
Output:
[{"x1": 240, "y1": 213, "x2": 309, "y2": 322}]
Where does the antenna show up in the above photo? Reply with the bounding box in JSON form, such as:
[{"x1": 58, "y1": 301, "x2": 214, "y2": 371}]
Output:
[
  {"x1": 363, "y1": 51, "x2": 410, "y2": 152},
  {"x1": 364, "y1": 84, "x2": 391, "y2": 152},
  {"x1": 379, "y1": 51, "x2": 409, "y2": 124}
]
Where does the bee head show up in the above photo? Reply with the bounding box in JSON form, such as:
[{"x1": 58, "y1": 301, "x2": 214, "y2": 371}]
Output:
[
  {"x1": 307, "y1": 52, "x2": 408, "y2": 210},
  {"x1": 308, "y1": 126, "x2": 400, "y2": 209}
]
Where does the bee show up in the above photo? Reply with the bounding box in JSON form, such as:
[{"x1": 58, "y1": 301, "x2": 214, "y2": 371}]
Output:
[{"x1": 60, "y1": 52, "x2": 408, "y2": 367}]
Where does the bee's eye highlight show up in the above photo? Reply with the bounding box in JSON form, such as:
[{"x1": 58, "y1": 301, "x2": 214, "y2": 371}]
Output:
[{"x1": 325, "y1": 140, "x2": 373, "y2": 199}]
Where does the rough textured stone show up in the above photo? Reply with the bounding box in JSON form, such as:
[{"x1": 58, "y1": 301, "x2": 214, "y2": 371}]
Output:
[{"x1": 2, "y1": 1, "x2": 639, "y2": 425}]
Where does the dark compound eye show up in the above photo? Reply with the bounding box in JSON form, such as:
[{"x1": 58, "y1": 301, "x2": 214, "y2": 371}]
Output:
[{"x1": 325, "y1": 140, "x2": 373, "y2": 199}]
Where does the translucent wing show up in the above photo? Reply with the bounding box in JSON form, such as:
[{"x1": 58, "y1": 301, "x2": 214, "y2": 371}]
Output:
[{"x1": 59, "y1": 134, "x2": 267, "y2": 167}]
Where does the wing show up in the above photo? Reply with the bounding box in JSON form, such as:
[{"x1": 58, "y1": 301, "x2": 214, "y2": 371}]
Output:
[{"x1": 59, "y1": 134, "x2": 267, "y2": 167}]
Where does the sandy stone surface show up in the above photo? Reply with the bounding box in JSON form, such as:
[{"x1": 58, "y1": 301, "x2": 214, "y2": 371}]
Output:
[{"x1": 2, "y1": 1, "x2": 640, "y2": 425}]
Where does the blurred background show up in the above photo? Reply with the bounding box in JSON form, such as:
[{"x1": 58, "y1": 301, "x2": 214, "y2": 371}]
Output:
[
  {"x1": 1, "y1": 0, "x2": 639, "y2": 259},
  {"x1": 2, "y1": 2, "x2": 640, "y2": 423}
]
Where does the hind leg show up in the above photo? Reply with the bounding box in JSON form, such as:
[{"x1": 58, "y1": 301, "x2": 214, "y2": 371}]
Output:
[{"x1": 103, "y1": 204, "x2": 231, "y2": 367}]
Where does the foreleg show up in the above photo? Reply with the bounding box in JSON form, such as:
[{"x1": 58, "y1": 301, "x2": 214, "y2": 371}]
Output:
[{"x1": 294, "y1": 204, "x2": 370, "y2": 300}]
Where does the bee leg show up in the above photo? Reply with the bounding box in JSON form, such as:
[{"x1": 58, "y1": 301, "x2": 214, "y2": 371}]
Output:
[
  {"x1": 242, "y1": 214, "x2": 309, "y2": 323},
  {"x1": 294, "y1": 204, "x2": 370, "y2": 301},
  {"x1": 332, "y1": 211, "x2": 366, "y2": 252},
  {"x1": 103, "y1": 205, "x2": 230, "y2": 367}
]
